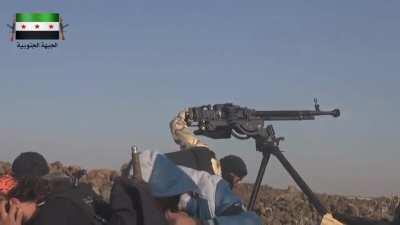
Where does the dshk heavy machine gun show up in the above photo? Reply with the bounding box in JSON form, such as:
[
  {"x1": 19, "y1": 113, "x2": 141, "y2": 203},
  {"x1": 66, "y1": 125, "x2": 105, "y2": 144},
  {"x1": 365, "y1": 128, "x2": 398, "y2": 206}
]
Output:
[{"x1": 185, "y1": 99, "x2": 340, "y2": 216}]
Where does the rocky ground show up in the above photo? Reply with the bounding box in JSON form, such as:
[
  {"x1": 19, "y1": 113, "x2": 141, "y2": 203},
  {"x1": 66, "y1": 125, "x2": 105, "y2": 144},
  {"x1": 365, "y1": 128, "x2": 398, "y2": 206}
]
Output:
[
  {"x1": 235, "y1": 184, "x2": 399, "y2": 225},
  {"x1": 1, "y1": 161, "x2": 399, "y2": 225}
]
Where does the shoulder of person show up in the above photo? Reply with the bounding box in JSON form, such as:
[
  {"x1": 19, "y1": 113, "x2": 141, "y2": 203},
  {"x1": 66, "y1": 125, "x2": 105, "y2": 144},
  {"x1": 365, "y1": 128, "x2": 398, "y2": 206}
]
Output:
[{"x1": 30, "y1": 198, "x2": 81, "y2": 225}]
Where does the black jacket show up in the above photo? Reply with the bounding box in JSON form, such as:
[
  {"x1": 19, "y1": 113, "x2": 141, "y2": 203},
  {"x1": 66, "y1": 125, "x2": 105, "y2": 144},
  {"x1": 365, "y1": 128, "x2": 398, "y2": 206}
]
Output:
[
  {"x1": 27, "y1": 177, "x2": 167, "y2": 225},
  {"x1": 27, "y1": 196, "x2": 94, "y2": 225}
]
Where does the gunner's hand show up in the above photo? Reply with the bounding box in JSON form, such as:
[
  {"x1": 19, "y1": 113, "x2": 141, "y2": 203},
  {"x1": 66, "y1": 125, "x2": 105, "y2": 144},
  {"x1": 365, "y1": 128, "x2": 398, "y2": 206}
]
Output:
[
  {"x1": 165, "y1": 210, "x2": 200, "y2": 225},
  {"x1": 0, "y1": 201, "x2": 23, "y2": 225}
]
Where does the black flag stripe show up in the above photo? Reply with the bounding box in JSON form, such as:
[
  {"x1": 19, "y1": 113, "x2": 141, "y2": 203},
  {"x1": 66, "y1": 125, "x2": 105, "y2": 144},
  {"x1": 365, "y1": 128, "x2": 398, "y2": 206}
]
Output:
[{"x1": 16, "y1": 31, "x2": 59, "y2": 40}]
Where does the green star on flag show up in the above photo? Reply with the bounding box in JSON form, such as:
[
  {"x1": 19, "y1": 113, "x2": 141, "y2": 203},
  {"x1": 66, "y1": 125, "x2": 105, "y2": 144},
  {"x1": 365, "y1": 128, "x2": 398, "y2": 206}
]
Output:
[{"x1": 15, "y1": 13, "x2": 60, "y2": 40}]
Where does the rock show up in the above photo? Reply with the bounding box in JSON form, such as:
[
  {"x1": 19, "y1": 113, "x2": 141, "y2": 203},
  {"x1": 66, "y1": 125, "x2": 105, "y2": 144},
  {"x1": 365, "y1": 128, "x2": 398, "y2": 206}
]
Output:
[
  {"x1": 238, "y1": 183, "x2": 398, "y2": 225},
  {"x1": 345, "y1": 203, "x2": 360, "y2": 216},
  {"x1": 84, "y1": 169, "x2": 118, "y2": 200},
  {"x1": 0, "y1": 161, "x2": 11, "y2": 175},
  {"x1": 49, "y1": 161, "x2": 64, "y2": 173},
  {"x1": 287, "y1": 185, "x2": 299, "y2": 193}
]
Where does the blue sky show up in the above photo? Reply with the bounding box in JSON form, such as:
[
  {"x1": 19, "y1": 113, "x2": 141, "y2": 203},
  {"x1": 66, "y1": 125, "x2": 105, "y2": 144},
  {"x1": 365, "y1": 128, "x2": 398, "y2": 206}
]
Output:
[{"x1": 1, "y1": 1, "x2": 399, "y2": 196}]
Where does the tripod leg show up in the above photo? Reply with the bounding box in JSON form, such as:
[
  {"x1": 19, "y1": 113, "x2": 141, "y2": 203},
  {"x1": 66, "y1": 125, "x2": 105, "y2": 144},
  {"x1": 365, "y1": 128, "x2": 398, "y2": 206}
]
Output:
[
  {"x1": 247, "y1": 152, "x2": 271, "y2": 211},
  {"x1": 272, "y1": 148, "x2": 327, "y2": 215}
]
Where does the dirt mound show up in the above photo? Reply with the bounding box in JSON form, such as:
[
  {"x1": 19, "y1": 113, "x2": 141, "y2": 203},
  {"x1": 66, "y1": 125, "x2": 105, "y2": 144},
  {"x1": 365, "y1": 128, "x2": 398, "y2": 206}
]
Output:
[
  {"x1": 48, "y1": 161, "x2": 118, "y2": 201},
  {"x1": 235, "y1": 184, "x2": 399, "y2": 225}
]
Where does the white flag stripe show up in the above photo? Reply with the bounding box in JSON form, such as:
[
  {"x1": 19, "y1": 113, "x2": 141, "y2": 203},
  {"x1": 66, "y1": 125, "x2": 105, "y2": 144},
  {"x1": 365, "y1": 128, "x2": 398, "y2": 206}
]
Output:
[{"x1": 15, "y1": 22, "x2": 60, "y2": 31}]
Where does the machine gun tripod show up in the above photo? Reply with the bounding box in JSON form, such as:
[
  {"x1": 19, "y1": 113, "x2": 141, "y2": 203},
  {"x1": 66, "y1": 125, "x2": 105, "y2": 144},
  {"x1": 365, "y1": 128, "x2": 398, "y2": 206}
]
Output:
[
  {"x1": 186, "y1": 99, "x2": 340, "y2": 215},
  {"x1": 248, "y1": 125, "x2": 327, "y2": 214}
]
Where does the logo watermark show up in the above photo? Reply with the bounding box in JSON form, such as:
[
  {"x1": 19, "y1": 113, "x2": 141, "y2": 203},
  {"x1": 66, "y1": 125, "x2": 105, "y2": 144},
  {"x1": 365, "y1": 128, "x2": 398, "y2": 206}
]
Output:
[{"x1": 7, "y1": 12, "x2": 69, "y2": 50}]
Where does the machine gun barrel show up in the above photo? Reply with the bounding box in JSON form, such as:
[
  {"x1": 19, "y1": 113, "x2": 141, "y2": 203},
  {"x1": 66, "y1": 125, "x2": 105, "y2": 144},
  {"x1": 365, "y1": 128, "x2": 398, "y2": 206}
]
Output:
[{"x1": 254, "y1": 108, "x2": 340, "y2": 121}]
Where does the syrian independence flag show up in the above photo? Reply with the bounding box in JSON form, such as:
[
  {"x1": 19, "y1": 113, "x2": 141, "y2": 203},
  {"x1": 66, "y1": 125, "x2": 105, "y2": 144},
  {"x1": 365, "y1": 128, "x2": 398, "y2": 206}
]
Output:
[{"x1": 15, "y1": 13, "x2": 60, "y2": 40}]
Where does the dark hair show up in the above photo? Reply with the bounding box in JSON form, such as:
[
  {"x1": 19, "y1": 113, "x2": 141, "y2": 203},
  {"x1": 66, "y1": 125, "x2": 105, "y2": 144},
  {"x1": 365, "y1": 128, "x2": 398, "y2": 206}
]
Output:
[
  {"x1": 12, "y1": 152, "x2": 50, "y2": 179},
  {"x1": 220, "y1": 155, "x2": 248, "y2": 178},
  {"x1": 8, "y1": 177, "x2": 51, "y2": 202}
]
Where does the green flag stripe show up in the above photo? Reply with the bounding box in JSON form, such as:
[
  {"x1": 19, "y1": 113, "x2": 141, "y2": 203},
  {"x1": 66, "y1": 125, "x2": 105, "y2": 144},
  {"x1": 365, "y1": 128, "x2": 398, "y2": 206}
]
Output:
[{"x1": 16, "y1": 13, "x2": 59, "y2": 22}]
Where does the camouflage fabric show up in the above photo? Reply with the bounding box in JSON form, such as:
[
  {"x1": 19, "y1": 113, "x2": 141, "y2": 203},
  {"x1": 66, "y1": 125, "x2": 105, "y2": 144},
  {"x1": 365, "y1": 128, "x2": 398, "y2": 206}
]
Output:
[
  {"x1": 170, "y1": 110, "x2": 209, "y2": 150},
  {"x1": 211, "y1": 158, "x2": 221, "y2": 176},
  {"x1": 170, "y1": 110, "x2": 221, "y2": 175}
]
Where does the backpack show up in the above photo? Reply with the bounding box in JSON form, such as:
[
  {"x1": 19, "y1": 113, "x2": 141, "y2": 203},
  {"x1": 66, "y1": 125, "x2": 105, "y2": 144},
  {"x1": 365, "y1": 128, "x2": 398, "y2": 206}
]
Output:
[
  {"x1": 165, "y1": 147, "x2": 217, "y2": 174},
  {"x1": 111, "y1": 177, "x2": 169, "y2": 225}
]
